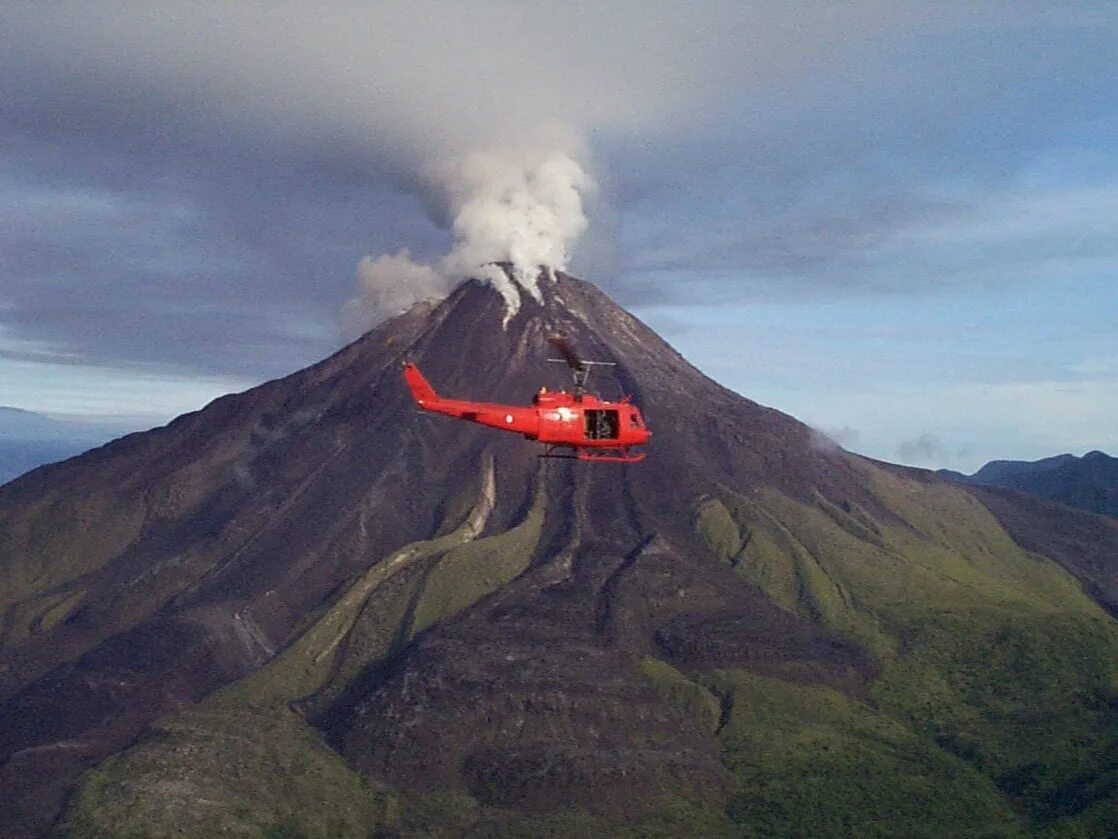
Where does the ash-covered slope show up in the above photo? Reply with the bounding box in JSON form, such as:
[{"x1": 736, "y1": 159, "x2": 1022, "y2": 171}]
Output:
[
  {"x1": 0, "y1": 272, "x2": 868, "y2": 835},
  {"x1": 2, "y1": 271, "x2": 1117, "y2": 837}
]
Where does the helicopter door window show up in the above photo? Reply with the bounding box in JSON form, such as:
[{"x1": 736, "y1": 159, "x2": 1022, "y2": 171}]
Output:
[{"x1": 585, "y1": 409, "x2": 620, "y2": 440}]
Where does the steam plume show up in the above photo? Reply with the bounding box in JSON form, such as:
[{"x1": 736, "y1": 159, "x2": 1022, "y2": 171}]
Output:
[
  {"x1": 348, "y1": 145, "x2": 596, "y2": 331},
  {"x1": 342, "y1": 250, "x2": 446, "y2": 339}
]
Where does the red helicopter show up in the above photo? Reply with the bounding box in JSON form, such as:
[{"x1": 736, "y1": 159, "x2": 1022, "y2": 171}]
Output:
[{"x1": 403, "y1": 339, "x2": 651, "y2": 463}]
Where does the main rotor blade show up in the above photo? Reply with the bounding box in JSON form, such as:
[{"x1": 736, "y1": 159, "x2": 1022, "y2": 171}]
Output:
[{"x1": 547, "y1": 336, "x2": 585, "y2": 371}]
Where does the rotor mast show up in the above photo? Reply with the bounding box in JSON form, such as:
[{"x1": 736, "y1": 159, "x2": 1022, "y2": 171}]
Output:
[{"x1": 547, "y1": 337, "x2": 616, "y2": 401}]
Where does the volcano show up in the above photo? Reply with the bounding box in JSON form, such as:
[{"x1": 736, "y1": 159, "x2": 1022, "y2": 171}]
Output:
[{"x1": 2, "y1": 272, "x2": 1117, "y2": 837}]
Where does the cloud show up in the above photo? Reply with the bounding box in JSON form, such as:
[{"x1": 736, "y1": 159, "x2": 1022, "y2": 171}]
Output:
[
  {"x1": 784, "y1": 377, "x2": 1118, "y2": 472},
  {"x1": 2, "y1": 3, "x2": 1117, "y2": 381},
  {"x1": 810, "y1": 426, "x2": 861, "y2": 453},
  {"x1": 0, "y1": 353, "x2": 250, "y2": 422},
  {"x1": 897, "y1": 433, "x2": 946, "y2": 465}
]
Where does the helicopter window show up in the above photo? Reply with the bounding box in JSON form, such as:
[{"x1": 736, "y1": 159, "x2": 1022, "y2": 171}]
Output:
[
  {"x1": 584, "y1": 409, "x2": 620, "y2": 440},
  {"x1": 629, "y1": 411, "x2": 643, "y2": 429}
]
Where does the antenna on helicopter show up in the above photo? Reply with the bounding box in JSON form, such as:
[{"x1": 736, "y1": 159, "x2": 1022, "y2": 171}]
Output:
[{"x1": 547, "y1": 336, "x2": 616, "y2": 401}]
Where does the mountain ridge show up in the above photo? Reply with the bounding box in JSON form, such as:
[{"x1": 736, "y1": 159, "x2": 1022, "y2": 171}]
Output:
[
  {"x1": 939, "y1": 449, "x2": 1118, "y2": 519},
  {"x1": 2, "y1": 271, "x2": 1117, "y2": 837}
]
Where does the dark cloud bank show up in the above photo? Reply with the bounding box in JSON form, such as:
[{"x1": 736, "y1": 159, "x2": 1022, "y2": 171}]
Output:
[{"x1": 2, "y1": 3, "x2": 1116, "y2": 380}]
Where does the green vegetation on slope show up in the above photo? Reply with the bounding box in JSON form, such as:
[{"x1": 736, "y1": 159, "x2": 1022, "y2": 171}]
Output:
[
  {"x1": 49, "y1": 458, "x2": 1118, "y2": 837},
  {"x1": 0, "y1": 493, "x2": 145, "y2": 649},
  {"x1": 0, "y1": 586, "x2": 85, "y2": 648},
  {"x1": 379, "y1": 789, "x2": 738, "y2": 838},
  {"x1": 694, "y1": 497, "x2": 742, "y2": 564},
  {"x1": 57, "y1": 463, "x2": 552, "y2": 838},
  {"x1": 873, "y1": 612, "x2": 1118, "y2": 826},
  {"x1": 412, "y1": 488, "x2": 545, "y2": 634},
  {"x1": 640, "y1": 656, "x2": 722, "y2": 733},
  {"x1": 706, "y1": 669, "x2": 1021, "y2": 837},
  {"x1": 53, "y1": 706, "x2": 392, "y2": 839},
  {"x1": 695, "y1": 471, "x2": 1118, "y2": 834}
]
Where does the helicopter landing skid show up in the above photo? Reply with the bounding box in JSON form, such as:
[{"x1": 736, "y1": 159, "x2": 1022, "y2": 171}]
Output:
[{"x1": 539, "y1": 445, "x2": 646, "y2": 464}]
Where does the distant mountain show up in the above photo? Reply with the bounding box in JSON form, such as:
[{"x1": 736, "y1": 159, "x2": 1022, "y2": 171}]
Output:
[
  {"x1": 0, "y1": 407, "x2": 57, "y2": 437},
  {"x1": 2, "y1": 272, "x2": 1117, "y2": 838},
  {"x1": 0, "y1": 408, "x2": 133, "y2": 486},
  {"x1": 0, "y1": 440, "x2": 93, "y2": 487},
  {"x1": 940, "y1": 451, "x2": 1118, "y2": 518}
]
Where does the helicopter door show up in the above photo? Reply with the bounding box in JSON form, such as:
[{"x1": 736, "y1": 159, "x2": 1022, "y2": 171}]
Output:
[{"x1": 584, "y1": 409, "x2": 620, "y2": 440}]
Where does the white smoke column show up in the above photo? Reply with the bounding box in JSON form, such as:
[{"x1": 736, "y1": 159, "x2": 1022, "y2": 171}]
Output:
[
  {"x1": 342, "y1": 249, "x2": 449, "y2": 338},
  {"x1": 347, "y1": 144, "x2": 596, "y2": 332},
  {"x1": 437, "y1": 148, "x2": 595, "y2": 318}
]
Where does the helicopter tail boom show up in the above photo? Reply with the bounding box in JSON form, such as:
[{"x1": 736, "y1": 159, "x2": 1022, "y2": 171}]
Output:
[{"x1": 403, "y1": 362, "x2": 439, "y2": 405}]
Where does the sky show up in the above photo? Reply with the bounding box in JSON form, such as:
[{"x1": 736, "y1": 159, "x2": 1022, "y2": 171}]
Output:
[{"x1": 2, "y1": 2, "x2": 1117, "y2": 472}]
